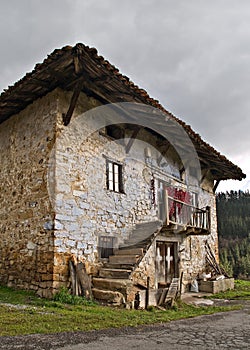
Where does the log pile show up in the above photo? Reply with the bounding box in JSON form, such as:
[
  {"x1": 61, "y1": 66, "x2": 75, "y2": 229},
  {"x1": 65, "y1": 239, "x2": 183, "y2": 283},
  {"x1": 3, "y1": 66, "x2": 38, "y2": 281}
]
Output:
[{"x1": 205, "y1": 242, "x2": 229, "y2": 278}]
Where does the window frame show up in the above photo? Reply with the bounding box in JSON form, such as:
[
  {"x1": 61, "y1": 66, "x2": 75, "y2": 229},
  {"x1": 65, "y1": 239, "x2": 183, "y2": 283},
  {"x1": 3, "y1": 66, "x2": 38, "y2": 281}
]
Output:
[{"x1": 106, "y1": 159, "x2": 124, "y2": 193}]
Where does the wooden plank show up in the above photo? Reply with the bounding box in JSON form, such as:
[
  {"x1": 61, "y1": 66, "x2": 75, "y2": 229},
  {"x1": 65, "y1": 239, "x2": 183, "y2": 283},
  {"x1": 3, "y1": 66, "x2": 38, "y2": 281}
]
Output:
[
  {"x1": 164, "y1": 278, "x2": 179, "y2": 306},
  {"x1": 69, "y1": 260, "x2": 77, "y2": 295},
  {"x1": 76, "y1": 262, "x2": 93, "y2": 300},
  {"x1": 158, "y1": 288, "x2": 168, "y2": 306}
]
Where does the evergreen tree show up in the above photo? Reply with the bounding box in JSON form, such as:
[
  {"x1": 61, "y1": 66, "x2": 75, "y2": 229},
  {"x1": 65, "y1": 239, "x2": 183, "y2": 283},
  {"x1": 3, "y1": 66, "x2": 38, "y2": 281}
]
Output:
[{"x1": 216, "y1": 190, "x2": 250, "y2": 278}]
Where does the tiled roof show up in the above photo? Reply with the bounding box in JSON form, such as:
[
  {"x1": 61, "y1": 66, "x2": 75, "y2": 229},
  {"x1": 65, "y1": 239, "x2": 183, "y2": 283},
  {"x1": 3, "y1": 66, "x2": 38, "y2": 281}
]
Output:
[{"x1": 0, "y1": 43, "x2": 246, "y2": 181}]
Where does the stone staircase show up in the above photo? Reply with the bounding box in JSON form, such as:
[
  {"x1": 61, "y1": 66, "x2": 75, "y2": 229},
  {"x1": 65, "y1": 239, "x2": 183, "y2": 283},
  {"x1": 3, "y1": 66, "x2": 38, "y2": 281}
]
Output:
[{"x1": 92, "y1": 220, "x2": 162, "y2": 305}]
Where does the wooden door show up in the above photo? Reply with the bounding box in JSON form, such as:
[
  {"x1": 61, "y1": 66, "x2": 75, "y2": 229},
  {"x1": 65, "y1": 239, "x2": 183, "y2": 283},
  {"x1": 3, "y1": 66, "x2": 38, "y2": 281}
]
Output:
[{"x1": 156, "y1": 242, "x2": 177, "y2": 287}]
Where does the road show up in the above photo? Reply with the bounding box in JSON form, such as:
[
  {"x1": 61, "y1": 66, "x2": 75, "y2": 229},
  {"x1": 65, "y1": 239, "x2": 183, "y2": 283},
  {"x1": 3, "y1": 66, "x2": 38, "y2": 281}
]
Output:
[{"x1": 0, "y1": 301, "x2": 249, "y2": 350}]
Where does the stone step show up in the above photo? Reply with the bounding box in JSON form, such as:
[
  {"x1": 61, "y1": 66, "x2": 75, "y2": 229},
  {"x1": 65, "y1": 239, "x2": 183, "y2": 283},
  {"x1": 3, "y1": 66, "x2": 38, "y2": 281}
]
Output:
[
  {"x1": 135, "y1": 220, "x2": 162, "y2": 230},
  {"x1": 120, "y1": 242, "x2": 148, "y2": 249},
  {"x1": 123, "y1": 237, "x2": 149, "y2": 244},
  {"x1": 109, "y1": 254, "x2": 140, "y2": 265},
  {"x1": 92, "y1": 288, "x2": 125, "y2": 305},
  {"x1": 121, "y1": 239, "x2": 150, "y2": 249},
  {"x1": 92, "y1": 277, "x2": 133, "y2": 293},
  {"x1": 99, "y1": 268, "x2": 132, "y2": 279},
  {"x1": 103, "y1": 263, "x2": 135, "y2": 270},
  {"x1": 124, "y1": 236, "x2": 150, "y2": 243},
  {"x1": 114, "y1": 248, "x2": 144, "y2": 256}
]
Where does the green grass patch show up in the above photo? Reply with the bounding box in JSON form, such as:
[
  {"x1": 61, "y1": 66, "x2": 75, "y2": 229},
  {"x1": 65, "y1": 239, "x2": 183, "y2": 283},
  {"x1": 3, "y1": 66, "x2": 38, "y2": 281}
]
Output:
[
  {"x1": 0, "y1": 285, "x2": 242, "y2": 337},
  {"x1": 207, "y1": 279, "x2": 250, "y2": 300}
]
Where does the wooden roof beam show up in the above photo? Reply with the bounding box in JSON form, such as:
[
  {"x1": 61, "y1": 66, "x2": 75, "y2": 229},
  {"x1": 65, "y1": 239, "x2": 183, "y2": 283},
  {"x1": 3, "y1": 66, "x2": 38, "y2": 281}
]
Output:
[
  {"x1": 63, "y1": 80, "x2": 84, "y2": 126},
  {"x1": 213, "y1": 180, "x2": 221, "y2": 193},
  {"x1": 125, "y1": 126, "x2": 142, "y2": 154}
]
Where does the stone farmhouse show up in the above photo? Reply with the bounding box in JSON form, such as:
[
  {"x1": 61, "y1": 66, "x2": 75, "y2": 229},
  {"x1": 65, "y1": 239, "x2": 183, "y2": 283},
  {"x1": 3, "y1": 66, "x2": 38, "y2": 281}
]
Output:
[{"x1": 0, "y1": 44, "x2": 245, "y2": 303}]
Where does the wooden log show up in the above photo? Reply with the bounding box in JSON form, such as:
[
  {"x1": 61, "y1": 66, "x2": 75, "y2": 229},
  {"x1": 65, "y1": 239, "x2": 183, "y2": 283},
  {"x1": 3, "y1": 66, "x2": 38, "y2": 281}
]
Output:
[{"x1": 76, "y1": 262, "x2": 93, "y2": 300}]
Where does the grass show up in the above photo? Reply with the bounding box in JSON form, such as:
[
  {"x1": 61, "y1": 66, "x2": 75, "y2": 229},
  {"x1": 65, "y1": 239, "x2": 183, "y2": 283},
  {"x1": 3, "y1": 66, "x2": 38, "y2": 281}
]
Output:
[
  {"x1": 206, "y1": 279, "x2": 250, "y2": 300},
  {"x1": 0, "y1": 285, "x2": 243, "y2": 337}
]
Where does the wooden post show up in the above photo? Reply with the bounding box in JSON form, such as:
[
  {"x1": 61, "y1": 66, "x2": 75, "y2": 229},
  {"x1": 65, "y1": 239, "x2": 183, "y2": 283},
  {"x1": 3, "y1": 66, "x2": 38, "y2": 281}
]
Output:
[
  {"x1": 165, "y1": 189, "x2": 169, "y2": 225},
  {"x1": 177, "y1": 271, "x2": 184, "y2": 298},
  {"x1": 145, "y1": 277, "x2": 150, "y2": 310}
]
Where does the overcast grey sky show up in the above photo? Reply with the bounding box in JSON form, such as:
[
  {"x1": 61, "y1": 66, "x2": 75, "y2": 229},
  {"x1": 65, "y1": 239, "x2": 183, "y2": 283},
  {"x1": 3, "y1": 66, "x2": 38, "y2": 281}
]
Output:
[{"x1": 1, "y1": 0, "x2": 249, "y2": 191}]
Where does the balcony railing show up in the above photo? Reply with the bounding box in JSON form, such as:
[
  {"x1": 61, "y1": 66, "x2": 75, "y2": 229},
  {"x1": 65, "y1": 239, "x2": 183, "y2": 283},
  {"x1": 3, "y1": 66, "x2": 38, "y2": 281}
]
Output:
[{"x1": 167, "y1": 196, "x2": 210, "y2": 231}]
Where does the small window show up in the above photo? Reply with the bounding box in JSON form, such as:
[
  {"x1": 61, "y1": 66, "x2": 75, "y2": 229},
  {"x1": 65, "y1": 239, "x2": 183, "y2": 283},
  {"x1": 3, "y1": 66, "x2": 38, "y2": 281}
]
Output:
[
  {"x1": 98, "y1": 236, "x2": 115, "y2": 259},
  {"x1": 106, "y1": 160, "x2": 123, "y2": 193}
]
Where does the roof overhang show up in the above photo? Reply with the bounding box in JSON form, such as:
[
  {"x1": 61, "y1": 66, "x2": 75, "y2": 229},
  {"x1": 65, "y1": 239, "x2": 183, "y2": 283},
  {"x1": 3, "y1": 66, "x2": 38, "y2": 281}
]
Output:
[{"x1": 0, "y1": 43, "x2": 246, "y2": 182}]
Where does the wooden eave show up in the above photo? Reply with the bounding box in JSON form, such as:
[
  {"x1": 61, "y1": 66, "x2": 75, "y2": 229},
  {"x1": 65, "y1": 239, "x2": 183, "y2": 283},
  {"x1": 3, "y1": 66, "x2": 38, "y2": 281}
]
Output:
[{"x1": 0, "y1": 43, "x2": 246, "y2": 182}]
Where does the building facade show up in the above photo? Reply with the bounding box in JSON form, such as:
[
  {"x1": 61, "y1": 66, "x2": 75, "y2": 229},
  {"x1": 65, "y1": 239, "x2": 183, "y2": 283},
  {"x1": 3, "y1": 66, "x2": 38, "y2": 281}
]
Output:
[{"x1": 0, "y1": 44, "x2": 245, "y2": 301}]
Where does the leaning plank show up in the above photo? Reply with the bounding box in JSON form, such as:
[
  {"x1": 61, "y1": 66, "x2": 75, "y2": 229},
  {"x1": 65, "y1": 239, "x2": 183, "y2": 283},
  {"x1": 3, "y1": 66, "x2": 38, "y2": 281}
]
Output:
[
  {"x1": 158, "y1": 288, "x2": 168, "y2": 306},
  {"x1": 164, "y1": 278, "x2": 179, "y2": 306},
  {"x1": 76, "y1": 262, "x2": 93, "y2": 300},
  {"x1": 69, "y1": 260, "x2": 77, "y2": 295}
]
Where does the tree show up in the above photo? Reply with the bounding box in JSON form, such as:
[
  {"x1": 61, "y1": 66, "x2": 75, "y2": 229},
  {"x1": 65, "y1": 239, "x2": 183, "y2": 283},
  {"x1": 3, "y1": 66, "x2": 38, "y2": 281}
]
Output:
[{"x1": 216, "y1": 190, "x2": 250, "y2": 278}]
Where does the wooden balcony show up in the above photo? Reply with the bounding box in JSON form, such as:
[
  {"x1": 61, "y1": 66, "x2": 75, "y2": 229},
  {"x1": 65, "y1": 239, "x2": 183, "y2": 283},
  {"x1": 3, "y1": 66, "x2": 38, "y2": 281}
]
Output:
[{"x1": 166, "y1": 196, "x2": 210, "y2": 234}]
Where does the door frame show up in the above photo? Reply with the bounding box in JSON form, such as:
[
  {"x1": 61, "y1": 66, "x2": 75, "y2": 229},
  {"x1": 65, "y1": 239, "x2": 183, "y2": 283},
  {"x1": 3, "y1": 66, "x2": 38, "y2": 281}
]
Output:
[{"x1": 155, "y1": 238, "x2": 179, "y2": 288}]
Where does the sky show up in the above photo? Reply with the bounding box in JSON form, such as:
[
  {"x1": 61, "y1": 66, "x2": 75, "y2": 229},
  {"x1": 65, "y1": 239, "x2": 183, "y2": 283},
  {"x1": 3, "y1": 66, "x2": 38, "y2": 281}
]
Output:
[{"x1": 0, "y1": 0, "x2": 249, "y2": 192}]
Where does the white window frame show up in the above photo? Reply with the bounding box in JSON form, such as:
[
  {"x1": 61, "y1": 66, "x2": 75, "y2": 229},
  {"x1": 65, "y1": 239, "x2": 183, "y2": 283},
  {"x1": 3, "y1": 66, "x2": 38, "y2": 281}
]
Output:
[{"x1": 106, "y1": 160, "x2": 123, "y2": 193}]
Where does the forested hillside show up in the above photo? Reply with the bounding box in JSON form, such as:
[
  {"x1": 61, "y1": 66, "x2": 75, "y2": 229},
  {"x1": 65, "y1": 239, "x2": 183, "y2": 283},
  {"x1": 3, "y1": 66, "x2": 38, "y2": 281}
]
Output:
[{"x1": 216, "y1": 190, "x2": 250, "y2": 278}]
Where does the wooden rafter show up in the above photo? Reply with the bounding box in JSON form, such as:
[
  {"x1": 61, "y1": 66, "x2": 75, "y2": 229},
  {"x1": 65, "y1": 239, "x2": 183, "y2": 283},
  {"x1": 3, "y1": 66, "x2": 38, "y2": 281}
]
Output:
[
  {"x1": 213, "y1": 180, "x2": 221, "y2": 193},
  {"x1": 63, "y1": 80, "x2": 84, "y2": 126},
  {"x1": 125, "y1": 126, "x2": 141, "y2": 154},
  {"x1": 157, "y1": 141, "x2": 171, "y2": 165}
]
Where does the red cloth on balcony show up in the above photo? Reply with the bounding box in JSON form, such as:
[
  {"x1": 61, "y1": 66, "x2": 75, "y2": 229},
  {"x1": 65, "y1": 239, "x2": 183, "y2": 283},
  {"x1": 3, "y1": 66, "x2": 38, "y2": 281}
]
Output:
[{"x1": 166, "y1": 187, "x2": 191, "y2": 220}]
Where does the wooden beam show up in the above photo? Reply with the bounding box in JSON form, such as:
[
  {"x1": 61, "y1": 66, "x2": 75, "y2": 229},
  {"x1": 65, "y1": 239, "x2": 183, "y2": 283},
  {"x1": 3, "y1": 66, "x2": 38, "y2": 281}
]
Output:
[
  {"x1": 63, "y1": 80, "x2": 84, "y2": 126},
  {"x1": 157, "y1": 141, "x2": 171, "y2": 165},
  {"x1": 213, "y1": 180, "x2": 221, "y2": 193},
  {"x1": 199, "y1": 169, "x2": 210, "y2": 186},
  {"x1": 125, "y1": 126, "x2": 141, "y2": 153}
]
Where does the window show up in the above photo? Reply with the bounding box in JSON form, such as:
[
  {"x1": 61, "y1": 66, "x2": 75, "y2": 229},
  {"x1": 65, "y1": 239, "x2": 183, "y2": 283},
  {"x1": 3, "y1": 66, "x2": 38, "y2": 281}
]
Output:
[
  {"x1": 98, "y1": 236, "x2": 116, "y2": 259},
  {"x1": 106, "y1": 160, "x2": 123, "y2": 193}
]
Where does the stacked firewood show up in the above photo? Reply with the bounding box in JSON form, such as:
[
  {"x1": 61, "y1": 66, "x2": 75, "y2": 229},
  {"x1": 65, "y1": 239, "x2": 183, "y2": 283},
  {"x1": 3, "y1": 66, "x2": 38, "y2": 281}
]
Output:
[{"x1": 205, "y1": 242, "x2": 229, "y2": 278}]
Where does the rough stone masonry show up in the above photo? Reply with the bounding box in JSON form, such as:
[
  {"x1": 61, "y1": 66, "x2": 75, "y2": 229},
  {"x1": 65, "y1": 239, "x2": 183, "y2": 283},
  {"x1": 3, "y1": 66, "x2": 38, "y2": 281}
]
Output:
[{"x1": 0, "y1": 87, "x2": 219, "y2": 298}]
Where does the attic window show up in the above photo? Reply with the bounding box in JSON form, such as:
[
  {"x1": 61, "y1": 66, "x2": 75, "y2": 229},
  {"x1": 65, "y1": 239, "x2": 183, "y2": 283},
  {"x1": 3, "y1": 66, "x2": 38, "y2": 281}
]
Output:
[{"x1": 106, "y1": 160, "x2": 123, "y2": 193}]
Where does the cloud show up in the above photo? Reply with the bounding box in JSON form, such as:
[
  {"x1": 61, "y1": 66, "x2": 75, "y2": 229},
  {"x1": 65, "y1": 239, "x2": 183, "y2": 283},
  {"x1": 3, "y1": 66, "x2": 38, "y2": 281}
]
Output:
[{"x1": 0, "y1": 0, "x2": 249, "y2": 191}]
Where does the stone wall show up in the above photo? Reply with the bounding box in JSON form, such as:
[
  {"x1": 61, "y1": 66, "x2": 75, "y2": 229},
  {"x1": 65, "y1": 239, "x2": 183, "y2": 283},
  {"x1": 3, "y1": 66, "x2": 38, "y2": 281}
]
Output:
[
  {"x1": 52, "y1": 89, "x2": 219, "y2": 292},
  {"x1": 52, "y1": 91, "x2": 161, "y2": 286},
  {"x1": 0, "y1": 87, "x2": 220, "y2": 297},
  {"x1": 0, "y1": 90, "x2": 59, "y2": 297}
]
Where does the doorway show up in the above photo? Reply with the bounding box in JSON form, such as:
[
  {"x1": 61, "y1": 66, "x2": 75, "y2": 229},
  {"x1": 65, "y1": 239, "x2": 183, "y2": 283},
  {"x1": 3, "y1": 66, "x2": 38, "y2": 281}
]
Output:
[{"x1": 156, "y1": 241, "x2": 178, "y2": 287}]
